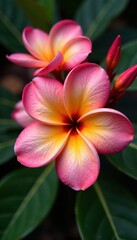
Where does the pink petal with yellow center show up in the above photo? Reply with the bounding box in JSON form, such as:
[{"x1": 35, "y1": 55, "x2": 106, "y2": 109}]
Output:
[
  {"x1": 49, "y1": 19, "x2": 83, "y2": 55},
  {"x1": 23, "y1": 76, "x2": 68, "y2": 125},
  {"x1": 61, "y1": 36, "x2": 92, "y2": 70},
  {"x1": 64, "y1": 63, "x2": 110, "y2": 118},
  {"x1": 15, "y1": 122, "x2": 70, "y2": 167},
  {"x1": 56, "y1": 131, "x2": 100, "y2": 190},
  {"x1": 33, "y1": 51, "x2": 63, "y2": 76},
  {"x1": 6, "y1": 53, "x2": 47, "y2": 67},
  {"x1": 23, "y1": 26, "x2": 51, "y2": 61},
  {"x1": 12, "y1": 100, "x2": 34, "y2": 127},
  {"x1": 80, "y1": 108, "x2": 134, "y2": 154}
]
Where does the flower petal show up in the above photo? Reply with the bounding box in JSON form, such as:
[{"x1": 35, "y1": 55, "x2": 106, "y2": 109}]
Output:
[
  {"x1": 11, "y1": 100, "x2": 34, "y2": 127},
  {"x1": 49, "y1": 19, "x2": 83, "y2": 55},
  {"x1": 33, "y1": 51, "x2": 63, "y2": 76},
  {"x1": 23, "y1": 26, "x2": 51, "y2": 61},
  {"x1": 6, "y1": 53, "x2": 46, "y2": 67},
  {"x1": 23, "y1": 76, "x2": 68, "y2": 124},
  {"x1": 56, "y1": 131, "x2": 100, "y2": 190},
  {"x1": 80, "y1": 108, "x2": 134, "y2": 154},
  {"x1": 62, "y1": 36, "x2": 92, "y2": 70},
  {"x1": 64, "y1": 63, "x2": 110, "y2": 118},
  {"x1": 15, "y1": 121, "x2": 70, "y2": 167}
]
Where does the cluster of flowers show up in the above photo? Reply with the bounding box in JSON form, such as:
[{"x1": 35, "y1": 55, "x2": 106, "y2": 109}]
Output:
[{"x1": 7, "y1": 20, "x2": 137, "y2": 190}]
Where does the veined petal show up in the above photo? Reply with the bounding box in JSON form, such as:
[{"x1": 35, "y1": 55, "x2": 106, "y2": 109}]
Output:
[
  {"x1": 49, "y1": 19, "x2": 83, "y2": 55},
  {"x1": 6, "y1": 53, "x2": 47, "y2": 67},
  {"x1": 80, "y1": 108, "x2": 134, "y2": 154},
  {"x1": 33, "y1": 51, "x2": 63, "y2": 76},
  {"x1": 56, "y1": 131, "x2": 100, "y2": 190},
  {"x1": 23, "y1": 76, "x2": 68, "y2": 124},
  {"x1": 62, "y1": 36, "x2": 92, "y2": 70},
  {"x1": 23, "y1": 26, "x2": 51, "y2": 61},
  {"x1": 15, "y1": 121, "x2": 70, "y2": 167},
  {"x1": 64, "y1": 63, "x2": 110, "y2": 118},
  {"x1": 11, "y1": 100, "x2": 34, "y2": 127}
]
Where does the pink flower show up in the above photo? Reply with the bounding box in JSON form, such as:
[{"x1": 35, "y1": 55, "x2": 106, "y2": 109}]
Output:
[
  {"x1": 15, "y1": 63, "x2": 134, "y2": 190},
  {"x1": 12, "y1": 100, "x2": 34, "y2": 127},
  {"x1": 7, "y1": 20, "x2": 92, "y2": 76}
]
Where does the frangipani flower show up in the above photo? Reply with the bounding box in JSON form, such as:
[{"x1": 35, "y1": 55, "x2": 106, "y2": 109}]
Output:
[
  {"x1": 12, "y1": 100, "x2": 34, "y2": 127},
  {"x1": 15, "y1": 63, "x2": 134, "y2": 190},
  {"x1": 7, "y1": 20, "x2": 92, "y2": 76}
]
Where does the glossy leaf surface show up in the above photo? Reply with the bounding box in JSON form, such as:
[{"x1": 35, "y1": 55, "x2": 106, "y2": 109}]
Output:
[
  {"x1": 76, "y1": 0, "x2": 129, "y2": 40},
  {"x1": 117, "y1": 40, "x2": 137, "y2": 73},
  {"x1": 0, "y1": 0, "x2": 29, "y2": 51},
  {"x1": 92, "y1": 28, "x2": 137, "y2": 62},
  {"x1": 16, "y1": 0, "x2": 55, "y2": 31},
  {"x1": 116, "y1": 40, "x2": 137, "y2": 90},
  {"x1": 0, "y1": 88, "x2": 19, "y2": 119},
  {"x1": 0, "y1": 119, "x2": 20, "y2": 132},
  {"x1": 0, "y1": 132, "x2": 18, "y2": 165},
  {"x1": 0, "y1": 88, "x2": 20, "y2": 164},
  {"x1": 0, "y1": 164, "x2": 58, "y2": 240},
  {"x1": 76, "y1": 173, "x2": 137, "y2": 240}
]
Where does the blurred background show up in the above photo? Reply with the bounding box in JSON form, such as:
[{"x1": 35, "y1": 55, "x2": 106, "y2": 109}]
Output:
[{"x1": 0, "y1": 0, "x2": 137, "y2": 239}]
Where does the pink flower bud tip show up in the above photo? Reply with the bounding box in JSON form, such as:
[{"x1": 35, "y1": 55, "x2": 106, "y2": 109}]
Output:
[{"x1": 106, "y1": 35, "x2": 121, "y2": 72}]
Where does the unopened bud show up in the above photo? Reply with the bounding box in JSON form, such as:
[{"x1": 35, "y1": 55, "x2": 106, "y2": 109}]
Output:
[
  {"x1": 106, "y1": 35, "x2": 121, "y2": 72},
  {"x1": 114, "y1": 64, "x2": 137, "y2": 92},
  {"x1": 107, "y1": 64, "x2": 137, "y2": 106}
]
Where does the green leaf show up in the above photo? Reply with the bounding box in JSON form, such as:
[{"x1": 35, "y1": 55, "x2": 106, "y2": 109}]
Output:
[
  {"x1": 0, "y1": 87, "x2": 19, "y2": 119},
  {"x1": 75, "y1": 0, "x2": 129, "y2": 40},
  {"x1": 0, "y1": 164, "x2": 58, "y2": 240},
  {"x1": 0, "y1": 133, "x2": 16, "y2": 165},
  {"x1": 92, "y1": 28, "x2": 137, "y2": 62},
  {"x1": 0, "y1": 0, "x2": 30, "y2": 52},
  {"x1": 0, "y1": 88, "x2": 21, "y2": 164},
  {"x1": 114, "y1": 91, "x2": 137, "y2": 122},
  {"x1": 116, "y1": 40, "x2": 137, "y2": 90},
  {"x1": 106, "y1": 124, "x2": 137, "y2": 180},
  {"x1": 0, "y1": 119, "x2": 20, "y2": 132},
  {"x1": 76, "y1": 174, "x2": 137, "y2": 240},
  {"x1": 0, "y1": 129, "x2": 21, "y2": 165},
  {"x1": 117, "y1": 40, "x2": 137, "y2": 73},
  {"x1": 16, "y1": 0, "x2": 55, "y2": 31}
]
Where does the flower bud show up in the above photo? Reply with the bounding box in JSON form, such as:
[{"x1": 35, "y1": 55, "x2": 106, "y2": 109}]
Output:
[
  {"x1": 106, "y1": 35, "x2": 121, "y2": 72},
  {"x1": 114, "y1": 64, "x2": 137, "y2": 92},
  {"x1": 107, "y1": 64, "x2": 137, "y2": 106}
]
